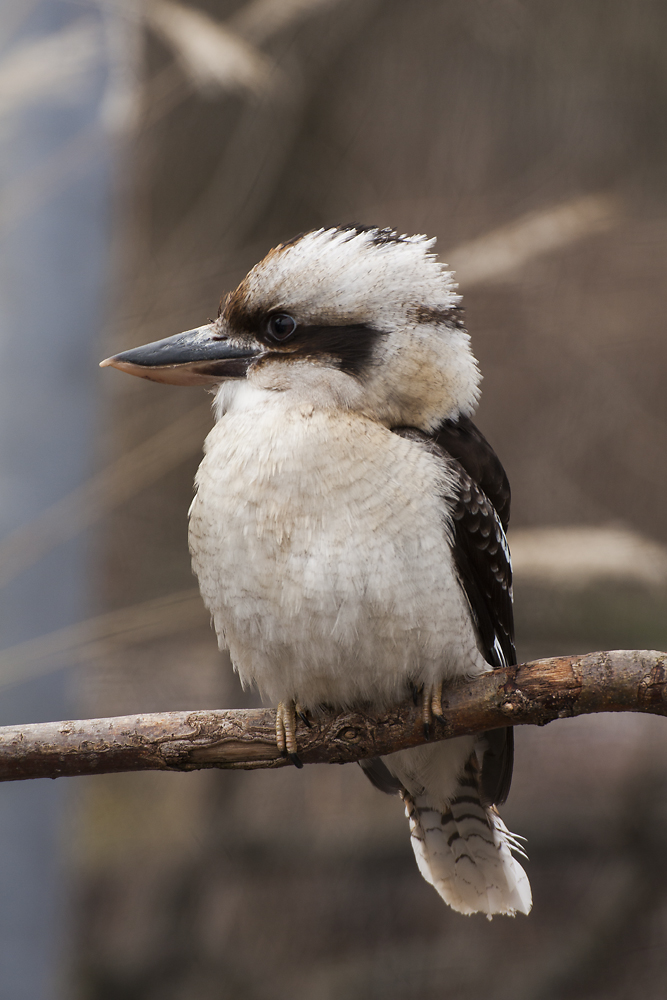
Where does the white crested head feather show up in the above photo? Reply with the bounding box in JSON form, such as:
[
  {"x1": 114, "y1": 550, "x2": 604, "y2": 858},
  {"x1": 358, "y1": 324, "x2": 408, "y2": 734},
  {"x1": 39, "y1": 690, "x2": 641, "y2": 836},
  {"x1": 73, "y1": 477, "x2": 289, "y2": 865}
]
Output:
[
  {"x1": 223, "y1": 226, "x2": 481, "y2": 429},
  {"x1": 243, "y1": 227, "x2": 457, "y2": 328}
]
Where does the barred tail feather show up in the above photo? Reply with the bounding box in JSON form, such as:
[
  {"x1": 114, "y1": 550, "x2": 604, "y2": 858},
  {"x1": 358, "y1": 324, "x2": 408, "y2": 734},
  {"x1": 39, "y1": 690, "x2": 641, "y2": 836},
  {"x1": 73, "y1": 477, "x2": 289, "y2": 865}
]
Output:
[
  {"x1": 402, "y1": 784, "x2": 532, "y2": 917},
  {"x1": 383, "y1": 740, "x2": 531, "y2": 917}
]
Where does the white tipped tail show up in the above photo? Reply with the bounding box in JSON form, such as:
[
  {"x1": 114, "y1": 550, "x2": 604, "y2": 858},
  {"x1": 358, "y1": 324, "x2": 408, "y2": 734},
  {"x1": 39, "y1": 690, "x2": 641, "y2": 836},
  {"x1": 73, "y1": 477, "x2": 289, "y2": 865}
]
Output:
[
  {"x1": 383, "y1": 740, "x2": 532, "y2": 917},
  {"x1": 402, "y1": 780, "x2": 532, "y2": 917}
]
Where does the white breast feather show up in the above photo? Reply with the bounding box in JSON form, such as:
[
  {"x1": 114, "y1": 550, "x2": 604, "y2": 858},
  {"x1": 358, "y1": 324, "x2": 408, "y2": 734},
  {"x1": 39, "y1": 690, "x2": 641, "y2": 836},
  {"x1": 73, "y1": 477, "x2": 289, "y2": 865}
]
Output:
[{"x1": 189, "y1": 385, "x2": 488, "y2": 710}]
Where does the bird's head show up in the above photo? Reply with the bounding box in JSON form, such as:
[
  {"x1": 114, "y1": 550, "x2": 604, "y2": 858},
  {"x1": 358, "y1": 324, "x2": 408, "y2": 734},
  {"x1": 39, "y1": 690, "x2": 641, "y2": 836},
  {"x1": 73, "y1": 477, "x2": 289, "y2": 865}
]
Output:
[{"x1": 101, "y1": 226, "x2": 480, "y2": 431}]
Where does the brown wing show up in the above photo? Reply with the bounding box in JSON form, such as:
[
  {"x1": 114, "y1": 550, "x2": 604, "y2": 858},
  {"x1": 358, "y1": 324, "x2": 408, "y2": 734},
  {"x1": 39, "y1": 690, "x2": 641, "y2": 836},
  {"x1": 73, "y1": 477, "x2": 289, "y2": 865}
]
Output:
[
  {"x1": 446, "y1": 456, "x2": 515, "y2": 806},
  {"x1": 390, "y1": 420, "x2": 516, "y2": 806},
  {"x1": 433, "y1": 414, "x2": 511, "y2": 532}
]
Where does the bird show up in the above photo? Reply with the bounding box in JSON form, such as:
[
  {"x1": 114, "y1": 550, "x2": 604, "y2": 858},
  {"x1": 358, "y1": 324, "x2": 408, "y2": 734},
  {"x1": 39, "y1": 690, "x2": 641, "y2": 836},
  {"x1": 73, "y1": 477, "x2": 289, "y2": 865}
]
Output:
[{"x1": 101, "y1": 225, "x2": 532, "y2": 917}]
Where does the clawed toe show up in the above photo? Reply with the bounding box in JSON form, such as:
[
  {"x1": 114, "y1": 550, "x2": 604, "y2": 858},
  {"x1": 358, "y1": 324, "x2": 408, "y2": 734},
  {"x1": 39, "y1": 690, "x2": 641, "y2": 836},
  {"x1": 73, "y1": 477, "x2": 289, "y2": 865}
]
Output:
[
  {"x1": 421, "y1": 681, "x2": 444, "y2": 737},
  {"x1": 276, "y1": 700, "x2": 304, "y2": 767},
  {"x1": 430, "y1": 681, "x2": 443, "y2": 718}
]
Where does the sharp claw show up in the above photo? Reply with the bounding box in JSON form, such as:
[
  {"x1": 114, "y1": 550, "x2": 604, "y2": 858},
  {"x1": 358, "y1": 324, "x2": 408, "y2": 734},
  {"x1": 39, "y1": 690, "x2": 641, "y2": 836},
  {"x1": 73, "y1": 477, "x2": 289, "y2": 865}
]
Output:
[
  {"x1": 423, "y1": 722, "x2": 431, "y2": 740},
  {"x1": 289, "y1": 753, "x2": 304, "y2": 769},
  {"x1": 297, "y1": 711, "x2": 311, "y2": 728}
]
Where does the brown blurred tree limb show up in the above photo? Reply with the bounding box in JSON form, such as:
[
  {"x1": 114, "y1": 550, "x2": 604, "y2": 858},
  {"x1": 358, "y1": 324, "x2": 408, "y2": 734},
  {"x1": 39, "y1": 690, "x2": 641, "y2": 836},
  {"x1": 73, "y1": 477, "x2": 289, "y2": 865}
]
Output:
[{"x1": 1, "y1": 649, "x2": 666, "y2": 783}]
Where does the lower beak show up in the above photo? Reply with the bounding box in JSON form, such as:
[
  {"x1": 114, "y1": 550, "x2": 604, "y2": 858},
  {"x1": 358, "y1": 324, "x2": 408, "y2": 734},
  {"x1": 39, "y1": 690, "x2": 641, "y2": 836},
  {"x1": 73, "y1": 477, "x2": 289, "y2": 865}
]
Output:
[{"x1": 99, "y1": 324, "x2": 261, "y2": 386}]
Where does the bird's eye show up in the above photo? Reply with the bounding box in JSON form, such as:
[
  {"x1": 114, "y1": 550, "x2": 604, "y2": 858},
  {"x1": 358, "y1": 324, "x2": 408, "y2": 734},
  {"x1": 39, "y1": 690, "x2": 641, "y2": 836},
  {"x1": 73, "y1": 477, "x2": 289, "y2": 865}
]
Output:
[{"x1": 267, "y1": 313, "x2": 297, "y2": 342}]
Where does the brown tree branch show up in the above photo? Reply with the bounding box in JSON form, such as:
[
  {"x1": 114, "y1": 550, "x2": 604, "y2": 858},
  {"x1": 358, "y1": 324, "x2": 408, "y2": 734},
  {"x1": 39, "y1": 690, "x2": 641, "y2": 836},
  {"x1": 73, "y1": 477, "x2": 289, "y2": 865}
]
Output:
[{"x1": 1, "y1": 650, "x2": 666, "y2": 783}]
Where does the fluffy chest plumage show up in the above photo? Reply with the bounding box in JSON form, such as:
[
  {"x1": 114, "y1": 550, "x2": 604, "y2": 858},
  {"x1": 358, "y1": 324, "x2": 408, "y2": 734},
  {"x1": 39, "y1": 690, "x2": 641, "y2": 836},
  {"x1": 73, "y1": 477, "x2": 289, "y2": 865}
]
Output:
[{"x1": 189, "y1": 393, "x2": 487, "y2": 709}]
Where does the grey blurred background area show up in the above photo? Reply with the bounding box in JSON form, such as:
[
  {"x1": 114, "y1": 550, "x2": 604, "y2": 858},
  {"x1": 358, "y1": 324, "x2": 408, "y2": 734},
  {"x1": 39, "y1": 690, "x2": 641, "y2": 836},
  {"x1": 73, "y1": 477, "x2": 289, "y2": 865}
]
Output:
[{"x1": 1, "y1": 0, "x2": 667, "y2": 997}]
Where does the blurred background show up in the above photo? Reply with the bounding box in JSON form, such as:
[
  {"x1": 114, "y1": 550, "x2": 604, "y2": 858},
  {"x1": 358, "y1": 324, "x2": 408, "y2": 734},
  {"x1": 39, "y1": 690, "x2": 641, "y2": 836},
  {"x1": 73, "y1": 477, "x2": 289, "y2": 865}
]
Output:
[{"x1": 1, "y1": 0, "x2": 667, "y2": 996}]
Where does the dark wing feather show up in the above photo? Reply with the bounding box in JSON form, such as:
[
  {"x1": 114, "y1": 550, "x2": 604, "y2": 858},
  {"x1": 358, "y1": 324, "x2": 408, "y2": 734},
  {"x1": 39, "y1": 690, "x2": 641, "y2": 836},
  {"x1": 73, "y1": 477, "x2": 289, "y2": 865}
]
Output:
[
  {"x1": 390, "y1": 419, "x2": 516, "y2": 807},
  {"x1": 433, "y1": 414, "x2": 511, "y2": 532},
  {"x1": 448, "y1": 465, "x2": 515, "y2": 669},
  {"x1": 447, "y1": 460, "x2": 515, "y2": 805},
  {"x1": 359, "y1": 757, "x2": 403, "y2": 794},
  {"x1": 359, "y1": 418, "x2": 516, "y2": 807}
]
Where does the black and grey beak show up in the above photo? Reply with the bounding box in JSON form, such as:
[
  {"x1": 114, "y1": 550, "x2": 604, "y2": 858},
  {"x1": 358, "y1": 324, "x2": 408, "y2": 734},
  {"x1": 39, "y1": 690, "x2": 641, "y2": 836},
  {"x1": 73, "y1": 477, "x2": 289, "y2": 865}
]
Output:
[{"x1": 99, "y1": 323, "x2": 262, "y2": 386}]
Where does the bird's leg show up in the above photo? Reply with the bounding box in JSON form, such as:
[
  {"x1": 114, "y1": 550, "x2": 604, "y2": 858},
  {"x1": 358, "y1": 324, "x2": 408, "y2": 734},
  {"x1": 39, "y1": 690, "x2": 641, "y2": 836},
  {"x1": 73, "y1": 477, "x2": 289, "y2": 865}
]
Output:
[
  {"x1": 276, "y1": 700, "x2": 296, "y2": 756},
  {"x1": 276, "y1": 700, "x2": 304, "y2": 768},
  {"x1": 431, "y1": 681, "x2": 444, "y2": 719},
  {"x1": 421, "y1": 681, "x2": 444, "y2": 738}
]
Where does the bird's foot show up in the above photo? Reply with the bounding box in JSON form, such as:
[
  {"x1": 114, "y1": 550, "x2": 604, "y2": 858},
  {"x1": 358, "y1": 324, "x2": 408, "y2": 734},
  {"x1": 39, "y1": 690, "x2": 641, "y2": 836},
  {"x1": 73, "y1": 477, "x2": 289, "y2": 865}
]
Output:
[
  {"x1": 276, "y1": 700, "x2": 305, "y2": 768},
  {"x1": 421, "y1": 681, "x2": 444, "y2": 738}
]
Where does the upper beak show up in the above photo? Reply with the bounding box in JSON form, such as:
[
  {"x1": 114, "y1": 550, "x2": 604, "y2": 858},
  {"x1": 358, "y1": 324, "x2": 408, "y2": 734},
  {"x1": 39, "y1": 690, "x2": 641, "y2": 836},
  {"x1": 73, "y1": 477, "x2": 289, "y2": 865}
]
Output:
[{"x1": 99, "y1": 324, "x2": 262, "y2": 386}]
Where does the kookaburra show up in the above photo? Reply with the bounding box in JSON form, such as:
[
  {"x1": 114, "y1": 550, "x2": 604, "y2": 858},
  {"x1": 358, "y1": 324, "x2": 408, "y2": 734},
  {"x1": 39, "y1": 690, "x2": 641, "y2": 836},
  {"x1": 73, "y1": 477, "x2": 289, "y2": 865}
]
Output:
[{"x1": 101, "y1": 226, "x2": 532, "y2": 917}]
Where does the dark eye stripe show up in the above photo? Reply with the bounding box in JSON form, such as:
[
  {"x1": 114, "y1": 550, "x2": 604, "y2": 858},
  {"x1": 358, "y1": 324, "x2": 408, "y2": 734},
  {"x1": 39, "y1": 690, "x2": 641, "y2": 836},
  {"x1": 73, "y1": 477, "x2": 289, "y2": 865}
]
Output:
[
  {"x1": 223, "y1": 292, "x2": 386, "y2": 378},
  {"x1": 277, "y1": 323, "x2": 386, "y2": 377}
]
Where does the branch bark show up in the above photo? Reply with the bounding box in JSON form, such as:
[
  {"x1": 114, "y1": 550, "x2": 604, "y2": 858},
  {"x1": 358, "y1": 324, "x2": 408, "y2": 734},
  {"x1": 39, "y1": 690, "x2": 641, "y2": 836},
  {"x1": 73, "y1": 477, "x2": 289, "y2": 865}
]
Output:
[{"x1": 2, "y1": 650, "x2": 667, "y2": 783}]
